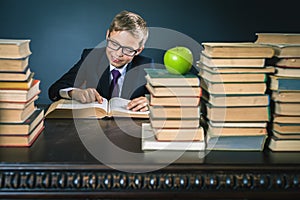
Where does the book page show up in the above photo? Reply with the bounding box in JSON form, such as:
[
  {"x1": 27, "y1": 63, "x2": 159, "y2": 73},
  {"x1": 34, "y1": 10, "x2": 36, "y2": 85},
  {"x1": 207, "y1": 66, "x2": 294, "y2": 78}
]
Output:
[
  {"x1": 109, "y1": 97, "x2": 149, "y2": 116},
  {"x1": 56, "y1": 99, "x2": 108, "y2": 112}
]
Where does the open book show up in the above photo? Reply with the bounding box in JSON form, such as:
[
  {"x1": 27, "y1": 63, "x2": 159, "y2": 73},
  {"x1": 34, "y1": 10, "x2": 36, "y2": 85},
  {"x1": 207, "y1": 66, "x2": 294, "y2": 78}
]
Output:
[{"x1": 45, "y1": 97, "x2": 149, "y2": 119}]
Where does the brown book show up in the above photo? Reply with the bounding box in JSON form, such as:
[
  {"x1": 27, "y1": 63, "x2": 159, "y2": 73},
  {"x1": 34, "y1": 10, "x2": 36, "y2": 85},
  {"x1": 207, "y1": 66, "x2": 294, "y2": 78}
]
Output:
[
  {"x1": 274, "y1": 66, "x2": 300, "y2": 77},
  {"x1": 274, "y1": 102, "x2": 300, "y2": 116},
  {"x1": 273, "y1": 115, "x2": 300, "y2": 124},
  {"x1": 201, "y1": 78, "x2": 267, "y2": 95},
  {"x1": 0, "y1": 120, "x2": 44, "y2": 147},
  {"x1": 0, "y1": 95, "x2": 38, "y2": 109},
  {"x1": 0, "y1": 101, "x2": 36, "y2": 123},
  {"x1": 255, "y1": 33, "x2": 300, "y2": 44},
  {"x1": 270, "y1": 44, "x2": 300, "y2": 58},
  {"x1": 45, "y1": 98, "x2": 149, "y2": 119},
  {"x1": 199, "y1": 68, "x2": 267, "y2": 83},
  {"x1": 0, "y1": 108, "x2": 44, "y2": 135},
  {"x1": 202, "y1": 91, "x2": 270, "y2": 107},
  {"x1": 0, "y1": 67, "x2": 31, "y2": 81},
  {"x1": 0, "y1": 39, "x2": 32, "y2": 59},
  {"x1": 272, "y1": 122, "x2": 300, "y2": 134},
  {"x1": 149, "y1": 105, "x2": 200, "y2": 119},
  {"x1": 272, "y1": 130, "x2": 300, "y2": 140},
  {"x1": 203, "y1": 103, "x2": 270, "y2": 122},
  {"x1": 198, "y1": 53, "x2": 266, "y2": 67},
  {"x1": 269, "y1": 136, "x2": 300, "y2": 151},
  {"x1": 150, "y1": 115, "x2": 200, "y2": 129},
  {"x1": 153, "y1": 127, "x2": 204, "y2": 141},
  {"x1": 276, "y1": 58, "x2": 300, "y2": 68},
  {"x1": 146, "y1": 83, "x2": 201, "y2": 97},
  {"x1": 201, "y1": 42, "x2": 275, "y2": 58},
  {"x1": 197, "y1": 62, "x2": 275, "y2": 73},
  {"x1": 0, "y1": 57, "x2": 29, "y2": 72},
  {"x1": 149, "y1": 95, "x2": 200, "y2": 106},
  {"x1": 0, "y1": 79, "x2": 40, "y2": 103},
  {"x1": 272, "y1": 91, "x2": 300, "y2": 103}
]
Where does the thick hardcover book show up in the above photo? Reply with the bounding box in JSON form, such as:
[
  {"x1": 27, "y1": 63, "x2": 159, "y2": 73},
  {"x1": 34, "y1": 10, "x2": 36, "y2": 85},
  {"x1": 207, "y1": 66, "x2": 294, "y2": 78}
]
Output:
[
  {"x1": 0, "y1": 67, "x2": 31, "y2": 81},
  {"x1": 273, "y1": 115, "x2": 300, "y2": 124},
  {"x1": 0, "y1": 101, "x2": 36, "y2": 123},
  {"x1": 0, "y1": 72, "x2": 34, "y2": 89},
  {"x1": 274, "y1": 102, "x2": 300, "y2": 116},
  {"x1": 201, "y1": 78, "x2": 267, "y2": 95},
  {"x1": 199, "y1": 68, "x2": 267, "y2": 83},
  {"x1": 255, "y1": 33, "x2": 300, "y2": 44},
  {"x1": 146, "y1": 83, "x2": 201, "y2": 97},
  {"x1": 276, "y1": 58, "x2": 300, "y2": 68},
  {"x1": 45, "y1": 98, "x2": 149, "y2": 119},
  {"x1": 269, "y1": 136, "x2": 300, "y2": 151},
  {"x1": 150, "y1": 115, "x2": 200, "y2": 129},
  {"x1": 202, "y1": 102, "x2": 270, "y2": 122},
  {"x1": 144, "y1": 68, "x2": 200, "y2": 87},
  {"x1": 274, "y1": 66, "x2": 300, "y2": 77},
  {"x1": 206, "y1": 133, "x2": 267, "y2": 151},
  {"x1": 272, "y1": 130, "x2": 300, "y2": 140},
  {"x1": 0, "y1": 119, "x2": 44, "y2": 147},
  {"x1": 0, "y1": 108, "x2": 44, "y2": 135},
  {"x1": 149, "y1": 95, "x2": 200, "y2": 107},
  {"x1": 141, "y1": 123, "x2": 205, "y2": 151},
  {"x1": 0, "y1": 39, "x2": 32, "y2": 59},
  {"x1": 198, "y1": 53, "x2": 266, "y2": 67},
  {"x1": 269, "y1": 75, "x2": 300, "y2": 91},
  {"x1": 272, "y1": 91, "x2": 300, "y2": 103},
  {"x1": 202, "y1": 90, "x2": 270, "y2": 107},
  {"x1": 272, "y1": 122, "x2": 300, "y2": 134},
  {"x1": 201, "y1": 42, "x2": 275, "y2": 58},
  {"x1": 152, "y1": 127, "x2": 204, "y2": 141},
  {"x1": 149, "y1": 105, "x2": 201, "y2": 119},
  {"x1": 266, "y1": 44, "x2": 300, "y2": 58},
  {"x1": 0, "y1": 57, "x2": 29, "y2": 72},
  {"x1": 0, "y1": 79, "x2": 40, "y2": 102}
]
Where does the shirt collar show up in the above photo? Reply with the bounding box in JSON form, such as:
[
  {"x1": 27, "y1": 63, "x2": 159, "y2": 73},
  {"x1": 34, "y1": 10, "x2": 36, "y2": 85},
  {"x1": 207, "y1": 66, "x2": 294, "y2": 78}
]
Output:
[{"x1": 109, "y1": 64, "x2": 128, "y2": 76}]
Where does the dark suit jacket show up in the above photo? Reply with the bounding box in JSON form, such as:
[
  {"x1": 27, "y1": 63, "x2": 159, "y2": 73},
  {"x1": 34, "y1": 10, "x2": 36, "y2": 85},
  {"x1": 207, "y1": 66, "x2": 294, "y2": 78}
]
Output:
[{"x1": 48, "y1": 48, "x2": 154, "y2": 101}]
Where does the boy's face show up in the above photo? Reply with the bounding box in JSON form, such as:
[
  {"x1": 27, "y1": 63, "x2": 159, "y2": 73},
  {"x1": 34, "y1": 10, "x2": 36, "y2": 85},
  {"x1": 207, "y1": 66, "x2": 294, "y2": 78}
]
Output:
[{"x1": 106, "y1": 30, "x2": 144, "y2": 68}]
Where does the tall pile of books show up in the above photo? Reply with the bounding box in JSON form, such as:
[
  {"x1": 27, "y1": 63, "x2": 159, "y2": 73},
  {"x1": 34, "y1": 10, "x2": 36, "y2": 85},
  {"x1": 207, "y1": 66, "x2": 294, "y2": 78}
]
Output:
[
  {"x1": 0, "y1": 39, "x2": 44, "y2": 147},
  {"x1": 255, "y1": 33, "x2": 300, "y2": 151},
  {"x1": 197, "y1": 42, "x2": 275, "y2": 151},
  {"x1": 141, "y1": 68, "x2": 204, "y2": 151}
]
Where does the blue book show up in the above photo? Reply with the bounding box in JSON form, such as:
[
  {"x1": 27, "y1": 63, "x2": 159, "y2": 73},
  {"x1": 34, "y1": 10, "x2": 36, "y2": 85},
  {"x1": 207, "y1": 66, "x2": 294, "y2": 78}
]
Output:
[{"x1": 270, "y1": 75, "x2": 300, "y2": 91}]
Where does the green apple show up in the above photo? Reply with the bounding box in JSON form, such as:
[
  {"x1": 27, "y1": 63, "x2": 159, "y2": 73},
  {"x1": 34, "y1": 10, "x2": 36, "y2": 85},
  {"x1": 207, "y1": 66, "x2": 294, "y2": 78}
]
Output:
[{"x1": 163, "y1": 46, "x2": 193, "y2": 75}]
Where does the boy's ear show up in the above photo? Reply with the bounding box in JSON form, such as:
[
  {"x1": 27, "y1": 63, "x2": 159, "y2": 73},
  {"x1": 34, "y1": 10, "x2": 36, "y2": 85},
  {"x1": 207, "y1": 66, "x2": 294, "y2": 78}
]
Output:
[
  {"x1": 106, "y1": 30, "x2": 110, "y2": 39},
  {"x1": 135, "y1": 46, "x2": 144, "y2": 56}
]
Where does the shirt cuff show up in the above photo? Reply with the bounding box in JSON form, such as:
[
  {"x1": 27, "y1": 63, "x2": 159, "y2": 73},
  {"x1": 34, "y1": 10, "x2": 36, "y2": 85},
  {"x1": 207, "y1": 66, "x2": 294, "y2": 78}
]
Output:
[{"x1": 59, "y1": 88, "x2": 76, "y2": 99}]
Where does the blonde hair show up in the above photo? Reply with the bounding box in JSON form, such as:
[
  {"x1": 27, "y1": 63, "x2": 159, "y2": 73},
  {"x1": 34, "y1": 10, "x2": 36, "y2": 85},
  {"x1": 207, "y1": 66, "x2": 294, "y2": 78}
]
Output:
[{"x1": 108, "y1": 10, "x2": 149, "y2": 47}]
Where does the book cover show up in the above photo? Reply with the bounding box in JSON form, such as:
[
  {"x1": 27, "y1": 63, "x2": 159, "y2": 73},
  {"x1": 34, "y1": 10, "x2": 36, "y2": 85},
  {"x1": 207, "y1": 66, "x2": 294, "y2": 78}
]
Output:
[
  {"x1": 201, "y1": 42, "x2": 275, "y2": 58},
  {"x1": 0, "y1": 39, "x2": 32, "y2": 59},
  {"x1": 144, "y1": 68, "x2": 200, "y2": 87},
  {"x1": 45, "y1": 97, "x2": 149, "y2": 119},
  {"x1": 0, "y1": 67, "x2": 31, "y2": 81},
  {"x1": 0, "y1": 108, "x2": 44, "y2": 135},
  {"x1": 141, "y1": 123, "x2": 205, "y2": 151},
  {"x1": 269, "y1": 75, "x2": 300, "y2": 91}
]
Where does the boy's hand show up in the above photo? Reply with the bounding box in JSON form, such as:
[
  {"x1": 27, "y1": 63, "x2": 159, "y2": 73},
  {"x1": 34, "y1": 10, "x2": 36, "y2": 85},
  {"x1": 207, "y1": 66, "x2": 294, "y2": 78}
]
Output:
[
  {"x1": 69, "y1": 88, "x2": 103, "y2": 103},
  {"x1": 127, "y1": 96, "x2": 148, "y2": 112}
]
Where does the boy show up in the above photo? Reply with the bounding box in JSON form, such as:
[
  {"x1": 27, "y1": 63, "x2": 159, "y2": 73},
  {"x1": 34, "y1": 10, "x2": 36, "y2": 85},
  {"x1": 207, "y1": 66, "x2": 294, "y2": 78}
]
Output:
[{"x1": 48, "y1": 10, "x2": 153, "y2": 112}]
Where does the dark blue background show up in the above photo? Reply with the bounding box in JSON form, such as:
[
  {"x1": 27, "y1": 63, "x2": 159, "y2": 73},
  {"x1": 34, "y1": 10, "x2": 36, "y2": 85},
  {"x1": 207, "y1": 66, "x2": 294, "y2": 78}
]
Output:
[{"x1": 1, "y1": 0, "x2": 299, "y2": 104}]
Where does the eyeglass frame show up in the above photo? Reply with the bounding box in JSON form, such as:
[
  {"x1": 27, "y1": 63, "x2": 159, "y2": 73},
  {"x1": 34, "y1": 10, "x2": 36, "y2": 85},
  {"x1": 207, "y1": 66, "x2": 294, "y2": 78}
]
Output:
[{"x1": 106, "y1": 38, "x2": 140, "y2": 57}]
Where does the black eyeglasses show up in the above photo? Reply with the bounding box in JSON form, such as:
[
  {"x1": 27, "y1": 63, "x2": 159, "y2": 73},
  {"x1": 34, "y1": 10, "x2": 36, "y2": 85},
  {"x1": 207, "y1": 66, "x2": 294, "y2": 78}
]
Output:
[{"x1": 106, "y1": 38, "x2": 139, "y2": 57}]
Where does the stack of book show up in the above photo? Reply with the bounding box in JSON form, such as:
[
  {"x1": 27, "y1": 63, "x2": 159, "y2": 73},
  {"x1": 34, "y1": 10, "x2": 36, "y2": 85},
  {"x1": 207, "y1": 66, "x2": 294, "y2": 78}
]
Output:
[
  {"x1": 197, "y1": 42, "x2": 275, "y2": 151},
  {"x1": 0, "y1": 39, "x2": 44, "y2": 147},
  {"x1": 255, "y1": 33, "x2": 300, "y2": 151},
  {"x1": 141, "y1": 68, "x2": 204, "y2": 151}
]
